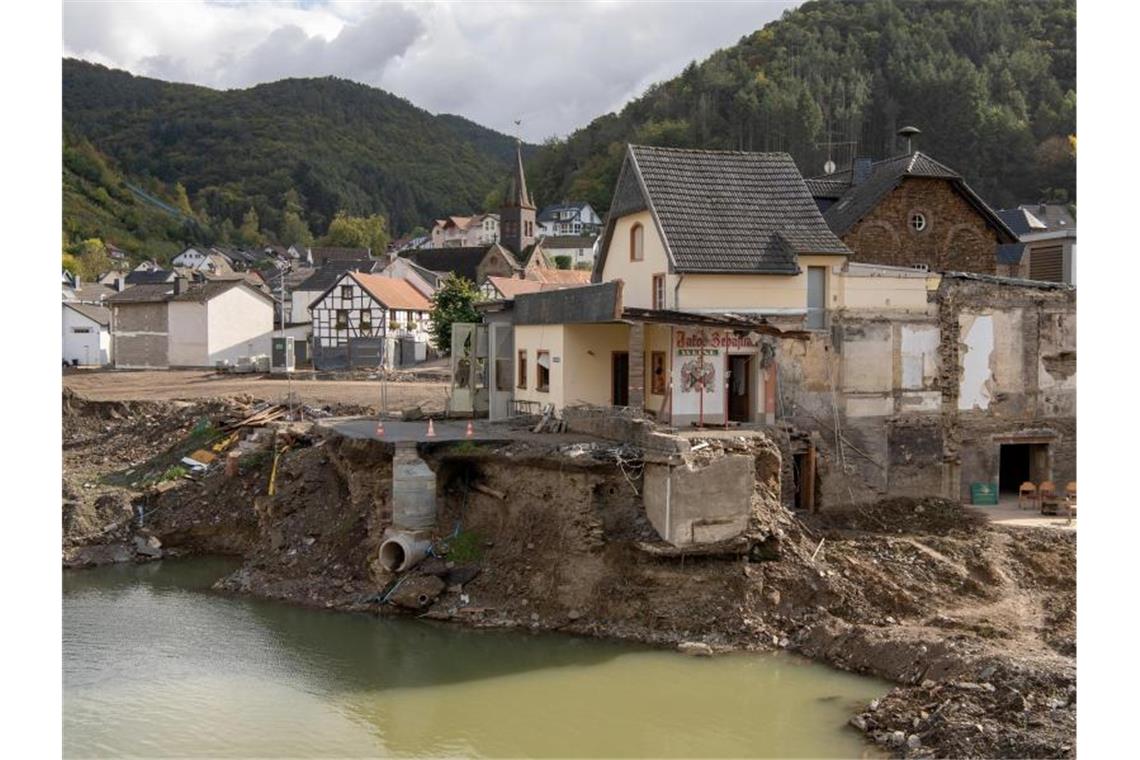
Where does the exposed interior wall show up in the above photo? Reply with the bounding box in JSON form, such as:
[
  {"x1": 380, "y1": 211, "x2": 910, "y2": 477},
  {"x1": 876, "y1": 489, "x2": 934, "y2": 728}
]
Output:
[
  {"x1": 111, "y1": 302, "x2": 169, "y2": 368},
  {"x1": 207, "y1": 286, "x2": 274, "y2": 365}
]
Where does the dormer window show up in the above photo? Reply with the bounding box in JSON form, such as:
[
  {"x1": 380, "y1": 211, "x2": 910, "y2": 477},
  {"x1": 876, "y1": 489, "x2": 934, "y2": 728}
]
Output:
[{"x1": 630, "y1": 223, "x2": 644, "y2": 262}]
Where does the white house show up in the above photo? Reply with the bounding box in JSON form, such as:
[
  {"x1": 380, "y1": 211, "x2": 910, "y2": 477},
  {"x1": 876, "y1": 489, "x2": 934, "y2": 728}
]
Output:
[
  {"x1": 538, "y1": 235, "x2": 599, "y2": 269},
  {"x1": 107, "y1": 279, "x2": 274, "y2": 368},
  {"x1": 536, "y1": 201, "x2": 602, "y2": 237},
  {"x1": 430, "y1": 214, "x2": 500, "y2": 248},
  {"x1": 63, "y1": 302, "x2": 112, "y2": 366}
]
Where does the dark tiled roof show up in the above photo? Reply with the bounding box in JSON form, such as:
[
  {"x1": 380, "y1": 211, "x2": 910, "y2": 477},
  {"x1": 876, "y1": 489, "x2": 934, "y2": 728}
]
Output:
[
  {"x1": 310, "y1": 247, "x2": 372, "y2": 265},
  {"x1": 107, "y1": 280, "x2": 272, "y2": 305},
  {"x1": 997, "y1": 204, "x2": 1075, "y2": 236},
  {"x1": 295, "y1": 261, "x2": 372, "y2": 292},
  {"x1": 809, "y1": 152, "x2": 1017, "y2": 243},
  {"x1": 537, "y1": 201, "x2": 591, "y2": 223},
  {"x1": 124, "y1": 269, "x2": 177, "y2": 285},
  {"x1": 107, "y1": 283, "x2": 176, "y2": 303},
  {"x1": 628, "y1": 145, "x2": 849, "y2": 274},
  {"x1": 996, "y1": 208, "x2": 1039, "y2": 237},
  {"x1": 996, "y1": 243, "x2": 1027, "y2": 265},
  {"x1": 540, "y1": 235, "x2": 597, "y2": 249},
  {"x1": 400, "y1": 246, "x2": 492, "y2": 284},
  {"x1": 64, "y1": 301, "x2": 111, "y2": 326},
  {"x1": 70, "y1": 283, "x2": 115, "y2": 303}
]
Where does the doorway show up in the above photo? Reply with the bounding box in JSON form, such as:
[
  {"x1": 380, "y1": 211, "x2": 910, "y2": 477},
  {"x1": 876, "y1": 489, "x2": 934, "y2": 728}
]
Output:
[
  {"x1": 612, "y1": 351, "x2": 629, "y2": 407},
  {"x1": 727, "y1": 354, "x2": 752, "y2": 422},
  {"x1": 999, "y1": 442, "x2": 1049, "y2": 493}
]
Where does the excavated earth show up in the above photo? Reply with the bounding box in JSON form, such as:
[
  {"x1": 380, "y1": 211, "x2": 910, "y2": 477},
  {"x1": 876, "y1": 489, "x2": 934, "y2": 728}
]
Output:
[{"x1": 62, "y1": 391, "x2": 1076, "y2": 759}]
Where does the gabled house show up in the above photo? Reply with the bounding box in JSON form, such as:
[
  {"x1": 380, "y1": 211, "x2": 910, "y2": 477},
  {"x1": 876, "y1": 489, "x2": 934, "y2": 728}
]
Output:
[
  {"x1": 805, "y1": 151, "x2": 1017, "y2": 274},
  {"x1": 372, "y1": 256, "x2": 443, "y2": 299},
  {"x1": 106, "y1": 279, "x2": 274, "y2": 369},
  {"x1": 536, "y1": 201, "x2": 602, "y2": 237},
  {"x1": 309, "y1": 272, "x2": 433, "y2": 369},
  {"x1": 538, "y1": 234, "x2": 598, "y2": 269},
  {"x1": 430, "y1": 214, "x2": 499, "y2": 248},
  {"x1": 995, "y1": 203, "x2": 1076, "y2": 285},
  {"x1": 63, "y1": 301, "x2": 112, "y2": 366},
  {"x1": 479, "y1": 273, "x2": 590, "y2": 301},
  {"x1": 289, "y1": 261, "x2": 374, "y2": 325}
]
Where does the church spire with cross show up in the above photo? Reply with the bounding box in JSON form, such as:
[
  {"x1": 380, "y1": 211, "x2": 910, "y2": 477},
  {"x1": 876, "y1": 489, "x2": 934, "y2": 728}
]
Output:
[{"x1": 499, "y1": 120, "x2": 536, "y2": 255}]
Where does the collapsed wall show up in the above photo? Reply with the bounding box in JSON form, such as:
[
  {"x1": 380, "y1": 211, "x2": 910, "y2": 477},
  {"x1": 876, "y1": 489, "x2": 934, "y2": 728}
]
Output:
[{"x1": 775, "y1": 273, "x2": 1076, "y2": 508}]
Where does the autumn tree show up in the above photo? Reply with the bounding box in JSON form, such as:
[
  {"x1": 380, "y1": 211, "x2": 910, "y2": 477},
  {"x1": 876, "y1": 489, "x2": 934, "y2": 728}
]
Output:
[{"x1": 319, "y1": 211, "x2": 390, "y2": 254}]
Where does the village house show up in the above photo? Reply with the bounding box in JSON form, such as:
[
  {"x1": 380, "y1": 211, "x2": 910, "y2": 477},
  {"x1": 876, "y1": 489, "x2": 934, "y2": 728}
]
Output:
[
  {"x1": 479, "y1": 270, "x2": 591, "y2": 301},
  {"x1": 996, "y1": 203, "x2": 1076, "y2": 285},
  {"x1": 106, "y1": 279, "x2": 274, "y2": 369},
  {"x1": 371, "y1": 256, "x2": 442, "y2": 299},
  {"x1": 308, "y1": 246, "x2": 372, "y2": 267},
  {"x1": 497, "y1": 144, "x2": 1074, "y2": 511},
  {"x1": 62, "y1": 301, "x2": 112, "y2": 366},
  {"x1": 309, "y1": 272, "x2": 432, "y2": 370},
  {"x1": 539, "y1": 234, "x2": 599, "y2": 269},
  {"x1": 429, "y1": 214, "x2": 499, "y2": 248},
  {"x1": 536, "y1": 200, "x2": 602, "y2": 237},
  {"x1": 805, "y1": 148, "x2": 1017, "y2": 274}
]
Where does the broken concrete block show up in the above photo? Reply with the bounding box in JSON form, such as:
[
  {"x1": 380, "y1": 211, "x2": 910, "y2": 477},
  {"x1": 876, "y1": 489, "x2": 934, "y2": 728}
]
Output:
[
  {"x1": 134, "y1": 534, "x2": 163, "y2": 558},
  {"x1": 388, "y1": 575, "x2": 445, "y2": 610},
  {"x1": 677, "y1": 641, "x2": 714, "y2": 656}
]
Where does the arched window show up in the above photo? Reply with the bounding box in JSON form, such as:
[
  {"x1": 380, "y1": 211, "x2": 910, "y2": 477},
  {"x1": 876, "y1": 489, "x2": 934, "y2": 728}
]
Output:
[{"x1": 630, "y1": 223, "x2": 644, "y2": 262}]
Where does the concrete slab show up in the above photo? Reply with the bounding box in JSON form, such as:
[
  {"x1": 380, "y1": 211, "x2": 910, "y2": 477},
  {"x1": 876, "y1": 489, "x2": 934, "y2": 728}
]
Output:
[
  {"x1": 967, "y1": 496, "x2": 1076, "y2": 532},
  {"x1": 327, "y1": 418, "x2": 508, "y2": 443}
]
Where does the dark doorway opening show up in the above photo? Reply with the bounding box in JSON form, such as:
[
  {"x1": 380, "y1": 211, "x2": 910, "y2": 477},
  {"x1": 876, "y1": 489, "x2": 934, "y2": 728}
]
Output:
[
  {"x1": 612, "y1": 351, "x2": 629, "y2": 407},
  {"x1": 792, "y1": 445, "x2": 816, "y2": 511},
  {"x1": 727, "y1": 354, "x2": 752, "y2": 422},
  {"x1": 999, "y1": 443, "x2": 1049, "y2": 493}
]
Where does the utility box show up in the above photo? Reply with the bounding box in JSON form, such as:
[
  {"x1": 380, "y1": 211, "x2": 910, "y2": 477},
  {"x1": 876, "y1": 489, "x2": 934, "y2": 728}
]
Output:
[{"x1": 271, "y1": 337, "x2": 295, "y2": 373}]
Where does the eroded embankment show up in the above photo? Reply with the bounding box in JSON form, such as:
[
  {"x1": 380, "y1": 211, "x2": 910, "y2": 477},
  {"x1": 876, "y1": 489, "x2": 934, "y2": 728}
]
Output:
[{"x1": 62, "y1": 392, "x2": 1075, "y2": 759}]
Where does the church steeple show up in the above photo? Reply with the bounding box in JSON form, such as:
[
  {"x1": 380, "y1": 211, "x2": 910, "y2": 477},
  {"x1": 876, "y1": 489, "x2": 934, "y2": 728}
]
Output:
[{"x1": 499, "y1": 139, "x2": 536, "y2": 254}]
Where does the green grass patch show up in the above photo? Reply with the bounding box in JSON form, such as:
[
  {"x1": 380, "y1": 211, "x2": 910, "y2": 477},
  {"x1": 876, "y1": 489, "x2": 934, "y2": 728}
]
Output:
[{"x1": 445, "y1": 529, "x2": 483, "y2": 563}]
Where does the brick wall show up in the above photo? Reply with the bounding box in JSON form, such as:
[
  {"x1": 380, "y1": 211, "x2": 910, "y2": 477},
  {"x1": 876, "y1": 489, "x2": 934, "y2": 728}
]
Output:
[{"x1": 843, "y1": 177, "x2": 1001, "y2": 274}]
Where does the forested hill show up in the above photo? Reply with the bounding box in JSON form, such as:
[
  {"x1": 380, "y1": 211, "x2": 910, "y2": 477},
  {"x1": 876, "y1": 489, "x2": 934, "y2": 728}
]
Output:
[
  {"x1": 529, "y1": 0, "x2": 1076, "y2": 214},
  {"x1": 62, "y1": 59, "x2": 529, "y2": 245}
]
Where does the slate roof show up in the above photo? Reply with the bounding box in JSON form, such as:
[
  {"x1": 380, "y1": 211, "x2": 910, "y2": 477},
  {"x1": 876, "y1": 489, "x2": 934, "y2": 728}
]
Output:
[
  {"x1": 124, "y1": 269, "x2": 177, "y2": 285},
  {"x1": 807, "y1": 152, "x2": 1017, "y2": 242},
  {"x1": 399, "y1": 246, "x2": 493, "y2": 284},
  {"x1": 63, "y1": 301, "x2": 111, "y2": 327},
  {"x1": 310, "y1": 247, "x2": 372, "y2": 266},
  {"x1": 69, "y1": 283, "x2": 116, "y2": 303},
  {"x1": 540, "y1": 235, "x2": 597, "y2": 249},
  {"x1": 294, "y1": 261, "x2": 373, "y2": 292},
  {"x1": 537, "y1": 201, "x2": 593, "y2": 223},
  {"x1": 997, "y1": 204, "x2": 1075, "y2": 237},
  {"x1": 107, "y1": 283, "x2": 177, "y2": 303},
  {"x1": 107, "y1": 280, "x2": 273, "y2": 305},
  {"x1": 996, "y1": 243, "x2": 1027, "y2": 265},
  {"x1": 624, "y1": 145, "x2": 849, "y2": 274}
]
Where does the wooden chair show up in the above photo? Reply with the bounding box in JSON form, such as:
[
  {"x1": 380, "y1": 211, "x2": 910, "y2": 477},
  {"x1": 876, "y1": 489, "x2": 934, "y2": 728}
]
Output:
[
  {"x1": 1018, "y1": 481, "x2": 1037, "y2": 511},
  {"x1": 1064, "y1": 482, "x2": 1077, "y2": 521},
  {"x1": 1038, "y1": 481, "x2": 1059, "y2": 515}
]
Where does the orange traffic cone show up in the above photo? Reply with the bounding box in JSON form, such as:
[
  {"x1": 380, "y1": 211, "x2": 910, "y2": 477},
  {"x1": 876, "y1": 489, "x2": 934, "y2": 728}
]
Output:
[
  {"x1": 426, "y1": 418, "x2": 437, "y2": 438},
  {"x1": 375, "y1": 418, "x2": 385, "y2": 437},
  {"x1": 465, "y1": 420, "x2": 474, "y2": 438}
]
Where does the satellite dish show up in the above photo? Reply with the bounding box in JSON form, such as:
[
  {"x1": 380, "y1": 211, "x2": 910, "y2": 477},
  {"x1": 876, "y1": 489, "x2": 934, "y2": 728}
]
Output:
[{"x1": 823, "y1": 159, "x2": 836, "y2": 175}]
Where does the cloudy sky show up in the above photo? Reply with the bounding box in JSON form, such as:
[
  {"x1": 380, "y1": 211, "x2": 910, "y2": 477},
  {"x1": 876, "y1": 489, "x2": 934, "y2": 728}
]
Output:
[{"x1": 63, "y1": 0, "x2": 797, "y2": 141}]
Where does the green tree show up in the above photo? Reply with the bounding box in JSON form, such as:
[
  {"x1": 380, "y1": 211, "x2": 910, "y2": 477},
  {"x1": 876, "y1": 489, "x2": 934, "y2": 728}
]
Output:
[
  {"x1": 280, "y1": 210, "x2": 313, "y2": 248},
  {"x1": 320, "y1": 211, "x2": 390, "y2": 254},
  {"x1": 70, "y1": 238, "x2": 111, "y2": 281},
  {"x1": 62, "y1": 252, "x2": 80, "y2": 276},
  {"x1": 173, "y1": 182, "x2": 194, "y2": 217},
  {"x1": 239, "y1": 207, "x2": 262, "y2": 247},
  {"x1": 428, "y1": 274, "x2": 481, "y2": 355}
]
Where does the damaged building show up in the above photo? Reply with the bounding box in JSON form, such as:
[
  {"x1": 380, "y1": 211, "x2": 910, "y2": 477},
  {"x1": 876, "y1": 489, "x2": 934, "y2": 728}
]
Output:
[{"x1": 486, "y1": 144, "x2": 1075, "y2": 510}]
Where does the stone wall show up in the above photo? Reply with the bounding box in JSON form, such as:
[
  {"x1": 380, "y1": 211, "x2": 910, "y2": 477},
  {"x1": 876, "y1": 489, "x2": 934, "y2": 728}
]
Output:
[{"x1": 843, "y1": 177, "x2": 1002, "y2": 274}]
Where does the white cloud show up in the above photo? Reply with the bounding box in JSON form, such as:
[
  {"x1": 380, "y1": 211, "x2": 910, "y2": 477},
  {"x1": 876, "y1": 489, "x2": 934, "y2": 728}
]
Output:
[{"x1": 63, "y1": 0, "x2": 797, "y2": 140}]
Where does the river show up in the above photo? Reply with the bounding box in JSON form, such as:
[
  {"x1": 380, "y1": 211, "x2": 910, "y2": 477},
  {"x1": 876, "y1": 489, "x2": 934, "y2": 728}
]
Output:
[{"x1": 64, "y1": 558, "x2": 886, "y2": 758}]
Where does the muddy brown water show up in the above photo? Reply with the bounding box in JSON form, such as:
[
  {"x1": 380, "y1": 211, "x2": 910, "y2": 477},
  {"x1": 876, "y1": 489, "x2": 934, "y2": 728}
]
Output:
[{"x1": 64, "y1": 558, "x2": 887, "y2": 758}]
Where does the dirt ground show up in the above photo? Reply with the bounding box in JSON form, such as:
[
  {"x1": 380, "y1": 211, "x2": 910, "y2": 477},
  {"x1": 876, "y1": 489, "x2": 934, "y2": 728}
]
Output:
[
  {"x1": 61, "y1": 390, "x2": 1075, "y2": 759},
  {"x1": 62, "y1": 369, "x2": 450, "y2": 412}
]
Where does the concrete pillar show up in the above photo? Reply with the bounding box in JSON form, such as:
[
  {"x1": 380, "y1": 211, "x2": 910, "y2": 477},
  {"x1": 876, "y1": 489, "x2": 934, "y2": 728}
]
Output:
[
  {"x1": 628, "y1": 323, "x2": 645, "y2": 410},
  {"x1": 764, "y1": 362, "x2": 778, "y2": 424},
  {"x1": 391, "y1": 442, "x2": 436, "y2": 530}
]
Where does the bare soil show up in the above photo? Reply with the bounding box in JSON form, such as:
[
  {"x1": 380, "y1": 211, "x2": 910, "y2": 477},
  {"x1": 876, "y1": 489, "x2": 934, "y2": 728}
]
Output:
[{"x1": 62, "y1": 391, "x2": 1075, "y2": 759}]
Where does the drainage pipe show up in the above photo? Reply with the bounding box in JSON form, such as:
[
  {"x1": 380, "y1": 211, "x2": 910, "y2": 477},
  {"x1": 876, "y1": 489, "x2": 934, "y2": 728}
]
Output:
[{"x1": 378, "y1": 532, "x2": 432, "y2": 573}]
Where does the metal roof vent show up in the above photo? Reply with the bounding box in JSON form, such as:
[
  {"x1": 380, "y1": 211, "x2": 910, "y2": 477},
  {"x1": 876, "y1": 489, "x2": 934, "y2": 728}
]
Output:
[{"x1": 898, "y1": 125, "x2": 921, "y2": 153}]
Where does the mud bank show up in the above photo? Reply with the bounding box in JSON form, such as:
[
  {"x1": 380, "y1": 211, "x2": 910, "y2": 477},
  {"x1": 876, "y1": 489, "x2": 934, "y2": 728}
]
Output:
[{"x1": 63, "y1": 392, "x2": 1075, "y2": 759}]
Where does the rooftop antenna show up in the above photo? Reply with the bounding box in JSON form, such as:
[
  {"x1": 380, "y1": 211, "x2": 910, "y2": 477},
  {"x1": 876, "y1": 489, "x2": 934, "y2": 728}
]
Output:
[
  {"x1": 898, "y1": 125, "x2": 921, "y2": 154},
  {"x1": 513, "y1": 118, "x2": 522, "y2": 142}
]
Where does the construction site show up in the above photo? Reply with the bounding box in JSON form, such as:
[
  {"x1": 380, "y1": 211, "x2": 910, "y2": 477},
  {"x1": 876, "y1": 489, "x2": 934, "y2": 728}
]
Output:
[{"x1": 62, "y1": 364, "x2": 1075, "y2": 759}]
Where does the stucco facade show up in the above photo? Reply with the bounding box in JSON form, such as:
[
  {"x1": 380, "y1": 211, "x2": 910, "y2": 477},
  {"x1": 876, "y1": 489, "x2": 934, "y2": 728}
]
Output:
[{"x1": 62, "y1": 306, "x2": 112, "y2": 366}]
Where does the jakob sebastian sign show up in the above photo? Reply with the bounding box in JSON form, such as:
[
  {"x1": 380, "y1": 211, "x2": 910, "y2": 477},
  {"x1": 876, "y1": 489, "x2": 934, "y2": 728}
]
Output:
[{"x1": 671, "y1": 329, "x2": 760, "y2": 419}]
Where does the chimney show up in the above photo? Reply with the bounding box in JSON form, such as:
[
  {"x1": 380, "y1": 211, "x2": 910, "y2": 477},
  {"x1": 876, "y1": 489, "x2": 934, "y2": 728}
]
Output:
[
  {"x1": 74, "y1": 274, "x2": 81, "y2": 289},
  {"x1": 853, "y1": 158, "x2": 873, "y2": 186},
  {"x1": 173, "y1": 277, "x2": 185, "y2": 296},
  {"x1": 115, "y1": 276, "x2": 125, "y2": 292}
]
